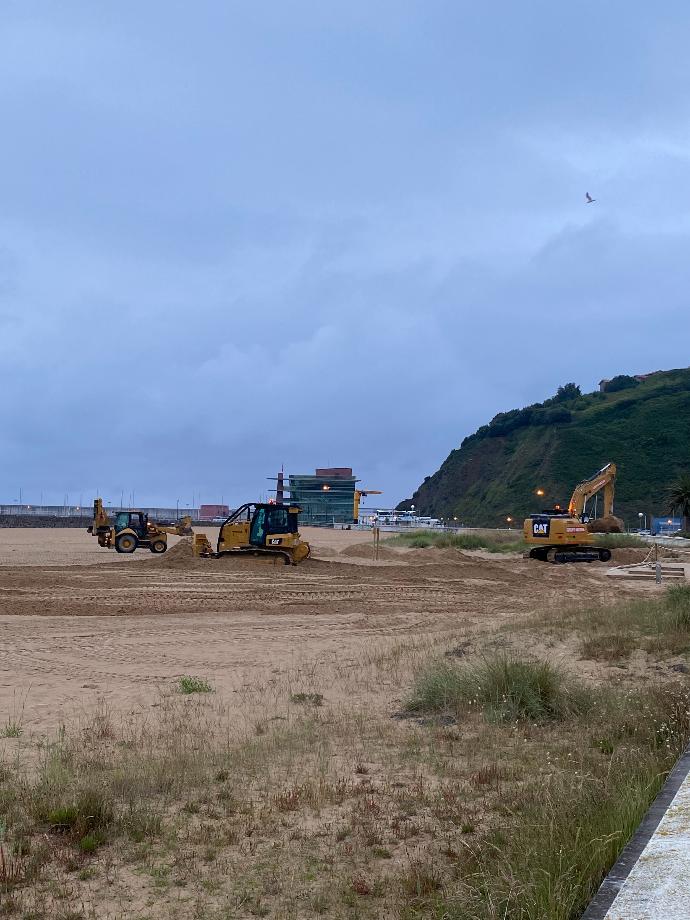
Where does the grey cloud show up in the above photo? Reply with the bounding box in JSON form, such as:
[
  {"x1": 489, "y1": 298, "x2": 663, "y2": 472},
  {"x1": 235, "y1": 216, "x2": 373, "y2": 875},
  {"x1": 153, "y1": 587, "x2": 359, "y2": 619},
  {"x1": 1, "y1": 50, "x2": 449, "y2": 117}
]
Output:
[{"x1": 1, "y1": 2, "x2": 690, "y2": 506}]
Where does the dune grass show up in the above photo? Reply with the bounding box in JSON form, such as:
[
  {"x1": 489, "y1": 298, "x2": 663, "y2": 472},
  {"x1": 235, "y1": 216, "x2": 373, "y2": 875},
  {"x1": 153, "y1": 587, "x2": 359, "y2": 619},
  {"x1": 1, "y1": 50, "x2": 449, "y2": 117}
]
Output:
[
  {"x1": 591, "y1": 532, "x2": 646, "y2": 548},
  {"x1": 405, "y1": 654, "x2": 591, "y2": 722},
  {"x1": 389, "y1": 529, "x2": 527, "y2": 553}
]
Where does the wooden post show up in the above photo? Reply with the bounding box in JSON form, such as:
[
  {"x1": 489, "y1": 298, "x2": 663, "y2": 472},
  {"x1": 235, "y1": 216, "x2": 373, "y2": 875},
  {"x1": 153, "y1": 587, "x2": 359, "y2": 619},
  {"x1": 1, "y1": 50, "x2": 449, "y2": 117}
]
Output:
[{"x1": 373, "y1": 526, "x2": 380, "y2": 561}]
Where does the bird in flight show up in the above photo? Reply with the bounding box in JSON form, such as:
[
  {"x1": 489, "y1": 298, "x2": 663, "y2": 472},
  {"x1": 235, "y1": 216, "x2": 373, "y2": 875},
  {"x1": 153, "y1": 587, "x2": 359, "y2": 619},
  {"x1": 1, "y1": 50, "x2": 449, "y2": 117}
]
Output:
[{"x1": 585, "y1": 192, "x2": 595, "y2": 204}]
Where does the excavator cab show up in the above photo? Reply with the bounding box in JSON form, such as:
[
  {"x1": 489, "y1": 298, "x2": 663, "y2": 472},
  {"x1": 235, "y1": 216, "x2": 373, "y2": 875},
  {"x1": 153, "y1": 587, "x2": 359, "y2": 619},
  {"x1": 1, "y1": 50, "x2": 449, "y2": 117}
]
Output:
[{"x1": 249, "y1": 505, "x2": 298, "y2": 547}]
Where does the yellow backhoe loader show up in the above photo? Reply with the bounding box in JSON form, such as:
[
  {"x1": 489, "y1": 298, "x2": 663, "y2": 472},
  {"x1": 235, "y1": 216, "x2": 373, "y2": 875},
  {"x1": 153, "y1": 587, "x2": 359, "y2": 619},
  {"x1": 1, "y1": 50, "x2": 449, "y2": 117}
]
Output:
[
  {"x1": 87, "y1": 498, "x2": 193, "y2": 554},
  {"x1": 193, "y1": 502, "x2": 310, "y2": 565},
  {"x1": 524, "y1": 463, "x2": 619, "y2": 563}
]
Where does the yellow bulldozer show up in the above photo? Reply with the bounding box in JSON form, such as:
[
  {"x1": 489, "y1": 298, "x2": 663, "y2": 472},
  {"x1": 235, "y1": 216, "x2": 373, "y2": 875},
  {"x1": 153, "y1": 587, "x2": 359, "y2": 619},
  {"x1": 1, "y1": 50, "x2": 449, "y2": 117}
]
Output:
[
  {"x1": 524, "y1": 462, "x2": 621, "y2": 563},
  {"x1": 87, "y1": 498, "x2": 193, "y2": 554},
  {"x1": 193, "y1": 502, "x2": 311, "y2": 565}
]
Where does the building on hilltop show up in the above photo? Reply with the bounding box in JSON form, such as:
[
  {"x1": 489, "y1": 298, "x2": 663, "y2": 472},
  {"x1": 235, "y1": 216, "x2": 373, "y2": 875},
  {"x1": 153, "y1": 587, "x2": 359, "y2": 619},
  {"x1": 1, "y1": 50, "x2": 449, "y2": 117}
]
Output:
[
  {"x1": 599, "y1": 371, "x2": 663, "y2": 392},
  {"x1": 287, "y1": 468, "x2": 358, "y2": 525}
]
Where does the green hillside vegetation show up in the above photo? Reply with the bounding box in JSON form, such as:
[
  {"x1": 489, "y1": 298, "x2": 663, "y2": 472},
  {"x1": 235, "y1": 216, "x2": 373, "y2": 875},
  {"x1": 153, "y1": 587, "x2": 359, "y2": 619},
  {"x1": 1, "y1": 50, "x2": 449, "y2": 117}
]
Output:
[{"x1": 399, "y1": 367, "x2": 690, "y2": 527}]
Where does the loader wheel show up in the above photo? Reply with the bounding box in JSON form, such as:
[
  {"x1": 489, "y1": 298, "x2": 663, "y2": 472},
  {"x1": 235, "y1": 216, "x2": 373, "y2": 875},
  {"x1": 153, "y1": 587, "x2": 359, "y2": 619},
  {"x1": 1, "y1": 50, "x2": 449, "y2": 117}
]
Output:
[
  {"x1": 150, "y1": 540, "x2": 167, "y2": 554},
  {"x1": 598, "y1": 548, "x2": 612, "y2": 563},
  {"x1": 115, "y1": 533, "x2": 138, "y2": 554}
]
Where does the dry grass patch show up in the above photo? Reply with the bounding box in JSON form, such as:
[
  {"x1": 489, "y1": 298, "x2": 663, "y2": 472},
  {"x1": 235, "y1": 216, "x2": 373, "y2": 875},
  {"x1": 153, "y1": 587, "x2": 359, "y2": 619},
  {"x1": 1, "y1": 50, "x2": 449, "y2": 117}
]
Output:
[{"x1": 0, "y1": 621, "x2": 688, "y2": 919}]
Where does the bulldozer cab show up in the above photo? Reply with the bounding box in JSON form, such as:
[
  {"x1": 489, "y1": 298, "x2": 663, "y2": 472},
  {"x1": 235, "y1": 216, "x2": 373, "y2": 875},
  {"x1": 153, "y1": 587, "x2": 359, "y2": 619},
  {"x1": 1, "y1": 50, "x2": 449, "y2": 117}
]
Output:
[
  {"x1": 249, "y1": 504, "x2": 298, "y2": 547},
  {"x1": 114, "y1": 511, "x2": 149, "y2": 538}
]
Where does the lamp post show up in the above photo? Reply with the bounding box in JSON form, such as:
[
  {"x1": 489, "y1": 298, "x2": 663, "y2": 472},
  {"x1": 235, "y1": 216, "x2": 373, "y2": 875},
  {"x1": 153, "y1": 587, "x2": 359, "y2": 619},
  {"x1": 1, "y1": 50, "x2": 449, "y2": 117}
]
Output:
[{"x1": 638, "y1": 511, "x2": 647, "y2": 532}]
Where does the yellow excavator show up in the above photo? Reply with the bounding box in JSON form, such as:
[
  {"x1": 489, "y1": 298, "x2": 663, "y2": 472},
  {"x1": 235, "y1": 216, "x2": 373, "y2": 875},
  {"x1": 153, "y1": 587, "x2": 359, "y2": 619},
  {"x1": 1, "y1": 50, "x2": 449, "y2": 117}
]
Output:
[
  {"x1": 524, "y1": 462, "x2": 619, "y2": 563},
  {"x1": 193, "y1": 502, "x2": 311, "y2": 565},
  {"x1": 87, "y1": 498, "x2": 193, "y2": 554}
]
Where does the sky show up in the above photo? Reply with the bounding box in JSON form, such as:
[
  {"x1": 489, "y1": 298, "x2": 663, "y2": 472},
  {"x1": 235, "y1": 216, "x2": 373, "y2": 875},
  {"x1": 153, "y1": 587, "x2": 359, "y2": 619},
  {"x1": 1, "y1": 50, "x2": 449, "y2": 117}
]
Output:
[{"x1": 2, "y1": 1, "x2": 690, "y2": 509}]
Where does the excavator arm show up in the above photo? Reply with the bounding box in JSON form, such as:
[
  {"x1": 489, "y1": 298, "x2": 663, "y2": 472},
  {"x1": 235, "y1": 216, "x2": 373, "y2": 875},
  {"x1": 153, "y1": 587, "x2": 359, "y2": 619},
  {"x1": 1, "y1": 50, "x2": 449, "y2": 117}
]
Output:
[{"x1": 568, "y1": 463, "x2": 617, "y2": 519}]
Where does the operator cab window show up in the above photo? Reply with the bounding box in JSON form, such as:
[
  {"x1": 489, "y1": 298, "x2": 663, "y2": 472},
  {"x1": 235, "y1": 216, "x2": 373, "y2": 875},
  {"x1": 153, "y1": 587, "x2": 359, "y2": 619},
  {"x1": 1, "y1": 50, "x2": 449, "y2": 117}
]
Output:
[
  {"x1": 114, "y1": 512, "x2": 129, "y2": 531},
  {"x1": 266, "y1": 507, "x2": 292, "y2": 533}
]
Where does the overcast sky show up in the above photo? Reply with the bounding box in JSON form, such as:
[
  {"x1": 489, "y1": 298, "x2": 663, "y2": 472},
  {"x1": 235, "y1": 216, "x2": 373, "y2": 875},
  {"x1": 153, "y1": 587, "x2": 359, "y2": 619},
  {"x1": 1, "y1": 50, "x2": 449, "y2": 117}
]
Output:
[{"x1": 2, "y1": 2, "x2": 690, "y2": 508}]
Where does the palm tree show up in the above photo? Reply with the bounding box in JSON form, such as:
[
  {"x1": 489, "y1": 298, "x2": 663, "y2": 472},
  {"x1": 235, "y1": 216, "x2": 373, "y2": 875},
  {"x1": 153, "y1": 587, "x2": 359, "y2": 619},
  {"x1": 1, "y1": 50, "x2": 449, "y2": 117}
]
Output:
[{"x1": 668, "y1": 474, "x2": 690, "y2": 533}]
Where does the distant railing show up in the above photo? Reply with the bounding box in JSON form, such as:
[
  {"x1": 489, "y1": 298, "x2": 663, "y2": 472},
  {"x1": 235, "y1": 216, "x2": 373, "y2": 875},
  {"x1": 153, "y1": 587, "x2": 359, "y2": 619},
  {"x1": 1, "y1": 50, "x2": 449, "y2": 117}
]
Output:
[{"x1": 0, "y1": 505, "x2": 199, "y2": 522}]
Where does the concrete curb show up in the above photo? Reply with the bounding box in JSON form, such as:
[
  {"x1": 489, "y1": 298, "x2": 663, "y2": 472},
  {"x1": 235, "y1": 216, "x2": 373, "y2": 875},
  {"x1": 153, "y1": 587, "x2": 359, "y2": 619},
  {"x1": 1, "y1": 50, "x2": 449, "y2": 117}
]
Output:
[{"x1": 581, "y1": 743, "x2": 690, "y2": 920}]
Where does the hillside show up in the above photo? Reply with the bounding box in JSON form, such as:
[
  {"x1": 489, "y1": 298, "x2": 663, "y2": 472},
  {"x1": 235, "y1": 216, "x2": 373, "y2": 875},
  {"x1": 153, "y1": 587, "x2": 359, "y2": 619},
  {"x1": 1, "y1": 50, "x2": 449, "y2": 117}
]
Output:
[{"x1": 398, "y1": 368, "x2": 690, "y2": 527}]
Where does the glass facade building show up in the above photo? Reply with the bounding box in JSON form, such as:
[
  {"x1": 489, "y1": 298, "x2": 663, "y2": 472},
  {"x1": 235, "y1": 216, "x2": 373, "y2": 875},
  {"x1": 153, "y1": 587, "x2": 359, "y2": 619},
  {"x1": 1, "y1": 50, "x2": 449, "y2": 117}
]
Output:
[{"x1": 288, "y1": 468, "x2": 357, "y2": 525}]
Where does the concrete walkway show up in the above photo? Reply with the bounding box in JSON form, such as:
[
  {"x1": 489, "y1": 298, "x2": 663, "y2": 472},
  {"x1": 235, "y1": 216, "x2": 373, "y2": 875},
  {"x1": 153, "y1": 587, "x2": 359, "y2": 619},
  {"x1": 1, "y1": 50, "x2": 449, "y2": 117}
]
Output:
[{"x1": 583, "y1": 748, "x2": 690, "y2": 920}]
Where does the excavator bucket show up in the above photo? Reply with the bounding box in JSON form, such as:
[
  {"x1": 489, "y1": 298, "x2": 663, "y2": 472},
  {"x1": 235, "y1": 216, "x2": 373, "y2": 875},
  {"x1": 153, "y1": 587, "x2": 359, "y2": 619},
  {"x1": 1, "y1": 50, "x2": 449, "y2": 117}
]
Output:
[{"x1": 193, "y1": 533, "x2": 214, "y2": 556}]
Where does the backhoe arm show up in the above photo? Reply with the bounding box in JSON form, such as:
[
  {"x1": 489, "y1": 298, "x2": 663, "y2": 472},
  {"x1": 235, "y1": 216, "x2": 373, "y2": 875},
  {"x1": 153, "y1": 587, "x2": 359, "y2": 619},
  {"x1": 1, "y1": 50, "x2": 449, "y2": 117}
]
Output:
[{"x1": 156, "y1": 515, "x2": 194, "y2": 537}]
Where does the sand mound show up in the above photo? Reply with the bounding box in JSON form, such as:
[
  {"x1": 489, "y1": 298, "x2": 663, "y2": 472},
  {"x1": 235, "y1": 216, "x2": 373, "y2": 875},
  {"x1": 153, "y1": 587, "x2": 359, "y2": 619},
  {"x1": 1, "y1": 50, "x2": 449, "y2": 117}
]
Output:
[
  {"x1": 157, "y1": 537, "x2": 199, "y2": 569},
  {"x1": 339, "y1": 543, "x2": 483, "y2": 565},
  {"x1": 610, "y1": 548, "x2": 652, "y2": 565},
  {"x1": 340, "y1": 543, "x2": 404, "y2": 561}
]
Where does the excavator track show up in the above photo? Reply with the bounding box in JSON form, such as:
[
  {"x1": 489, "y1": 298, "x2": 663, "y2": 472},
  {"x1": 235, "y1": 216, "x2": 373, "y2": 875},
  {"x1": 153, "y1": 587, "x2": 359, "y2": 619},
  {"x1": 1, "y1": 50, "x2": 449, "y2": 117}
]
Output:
[
  {"x1": 215, "y1": 548, "x2": 294, "y2": 566},
  {"x1": 529, "y1": 546, "x2": 611, "y2": 564}
]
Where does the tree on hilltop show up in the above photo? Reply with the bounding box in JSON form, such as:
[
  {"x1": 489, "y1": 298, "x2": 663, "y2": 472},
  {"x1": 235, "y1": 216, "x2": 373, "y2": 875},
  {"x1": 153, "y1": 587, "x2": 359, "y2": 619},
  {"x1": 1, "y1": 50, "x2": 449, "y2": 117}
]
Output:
[
  {"x1": 668, "y1": 474, "x2": 690, "y2": 533},
  {"x1": 555, "y1": 382, "x2": 581, "y2": 402}
]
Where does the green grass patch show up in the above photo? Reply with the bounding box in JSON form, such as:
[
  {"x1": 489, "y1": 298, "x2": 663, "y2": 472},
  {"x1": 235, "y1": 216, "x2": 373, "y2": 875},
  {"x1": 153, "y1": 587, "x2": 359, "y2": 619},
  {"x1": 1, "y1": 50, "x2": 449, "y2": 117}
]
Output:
[
  {"x1": 664, "y1": 584, "x2": 690, "y2": 630},
  {"x1": 177, "y1": 676, "x2": 213, "y2": 694},
  {"x1": 403, "y1": 669, "x2": 690, "y2": 920},
  {"x1": 439, "y1": 758, "x2": 678, "y2": 920},
  {"x1": 593, "y1": 533, "x2": 646, "y2": 548},
  {"x1": 405, "y1": 655, "x2": 591, "y2": 722},
  {"x1": 388, "y1": 529, "x2": 526, "y2": 553}
]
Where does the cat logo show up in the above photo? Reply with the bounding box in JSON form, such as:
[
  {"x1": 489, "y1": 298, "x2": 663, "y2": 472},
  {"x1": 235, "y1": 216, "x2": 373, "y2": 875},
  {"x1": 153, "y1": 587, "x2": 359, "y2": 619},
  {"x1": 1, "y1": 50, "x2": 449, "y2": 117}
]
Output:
[
  {"x1": 532, "y1": 521, "x2": 550, "y2": 538},
  {"x1": 269, "y1": 538, "x2": 282, "y2": 545}
]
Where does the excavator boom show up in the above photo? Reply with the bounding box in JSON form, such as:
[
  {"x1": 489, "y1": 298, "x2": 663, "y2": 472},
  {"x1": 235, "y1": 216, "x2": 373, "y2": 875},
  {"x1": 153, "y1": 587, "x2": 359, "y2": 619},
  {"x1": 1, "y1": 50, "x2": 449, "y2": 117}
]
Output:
[{"x1": 568, "y1": 462, "x2": 617, "y2": 519}]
